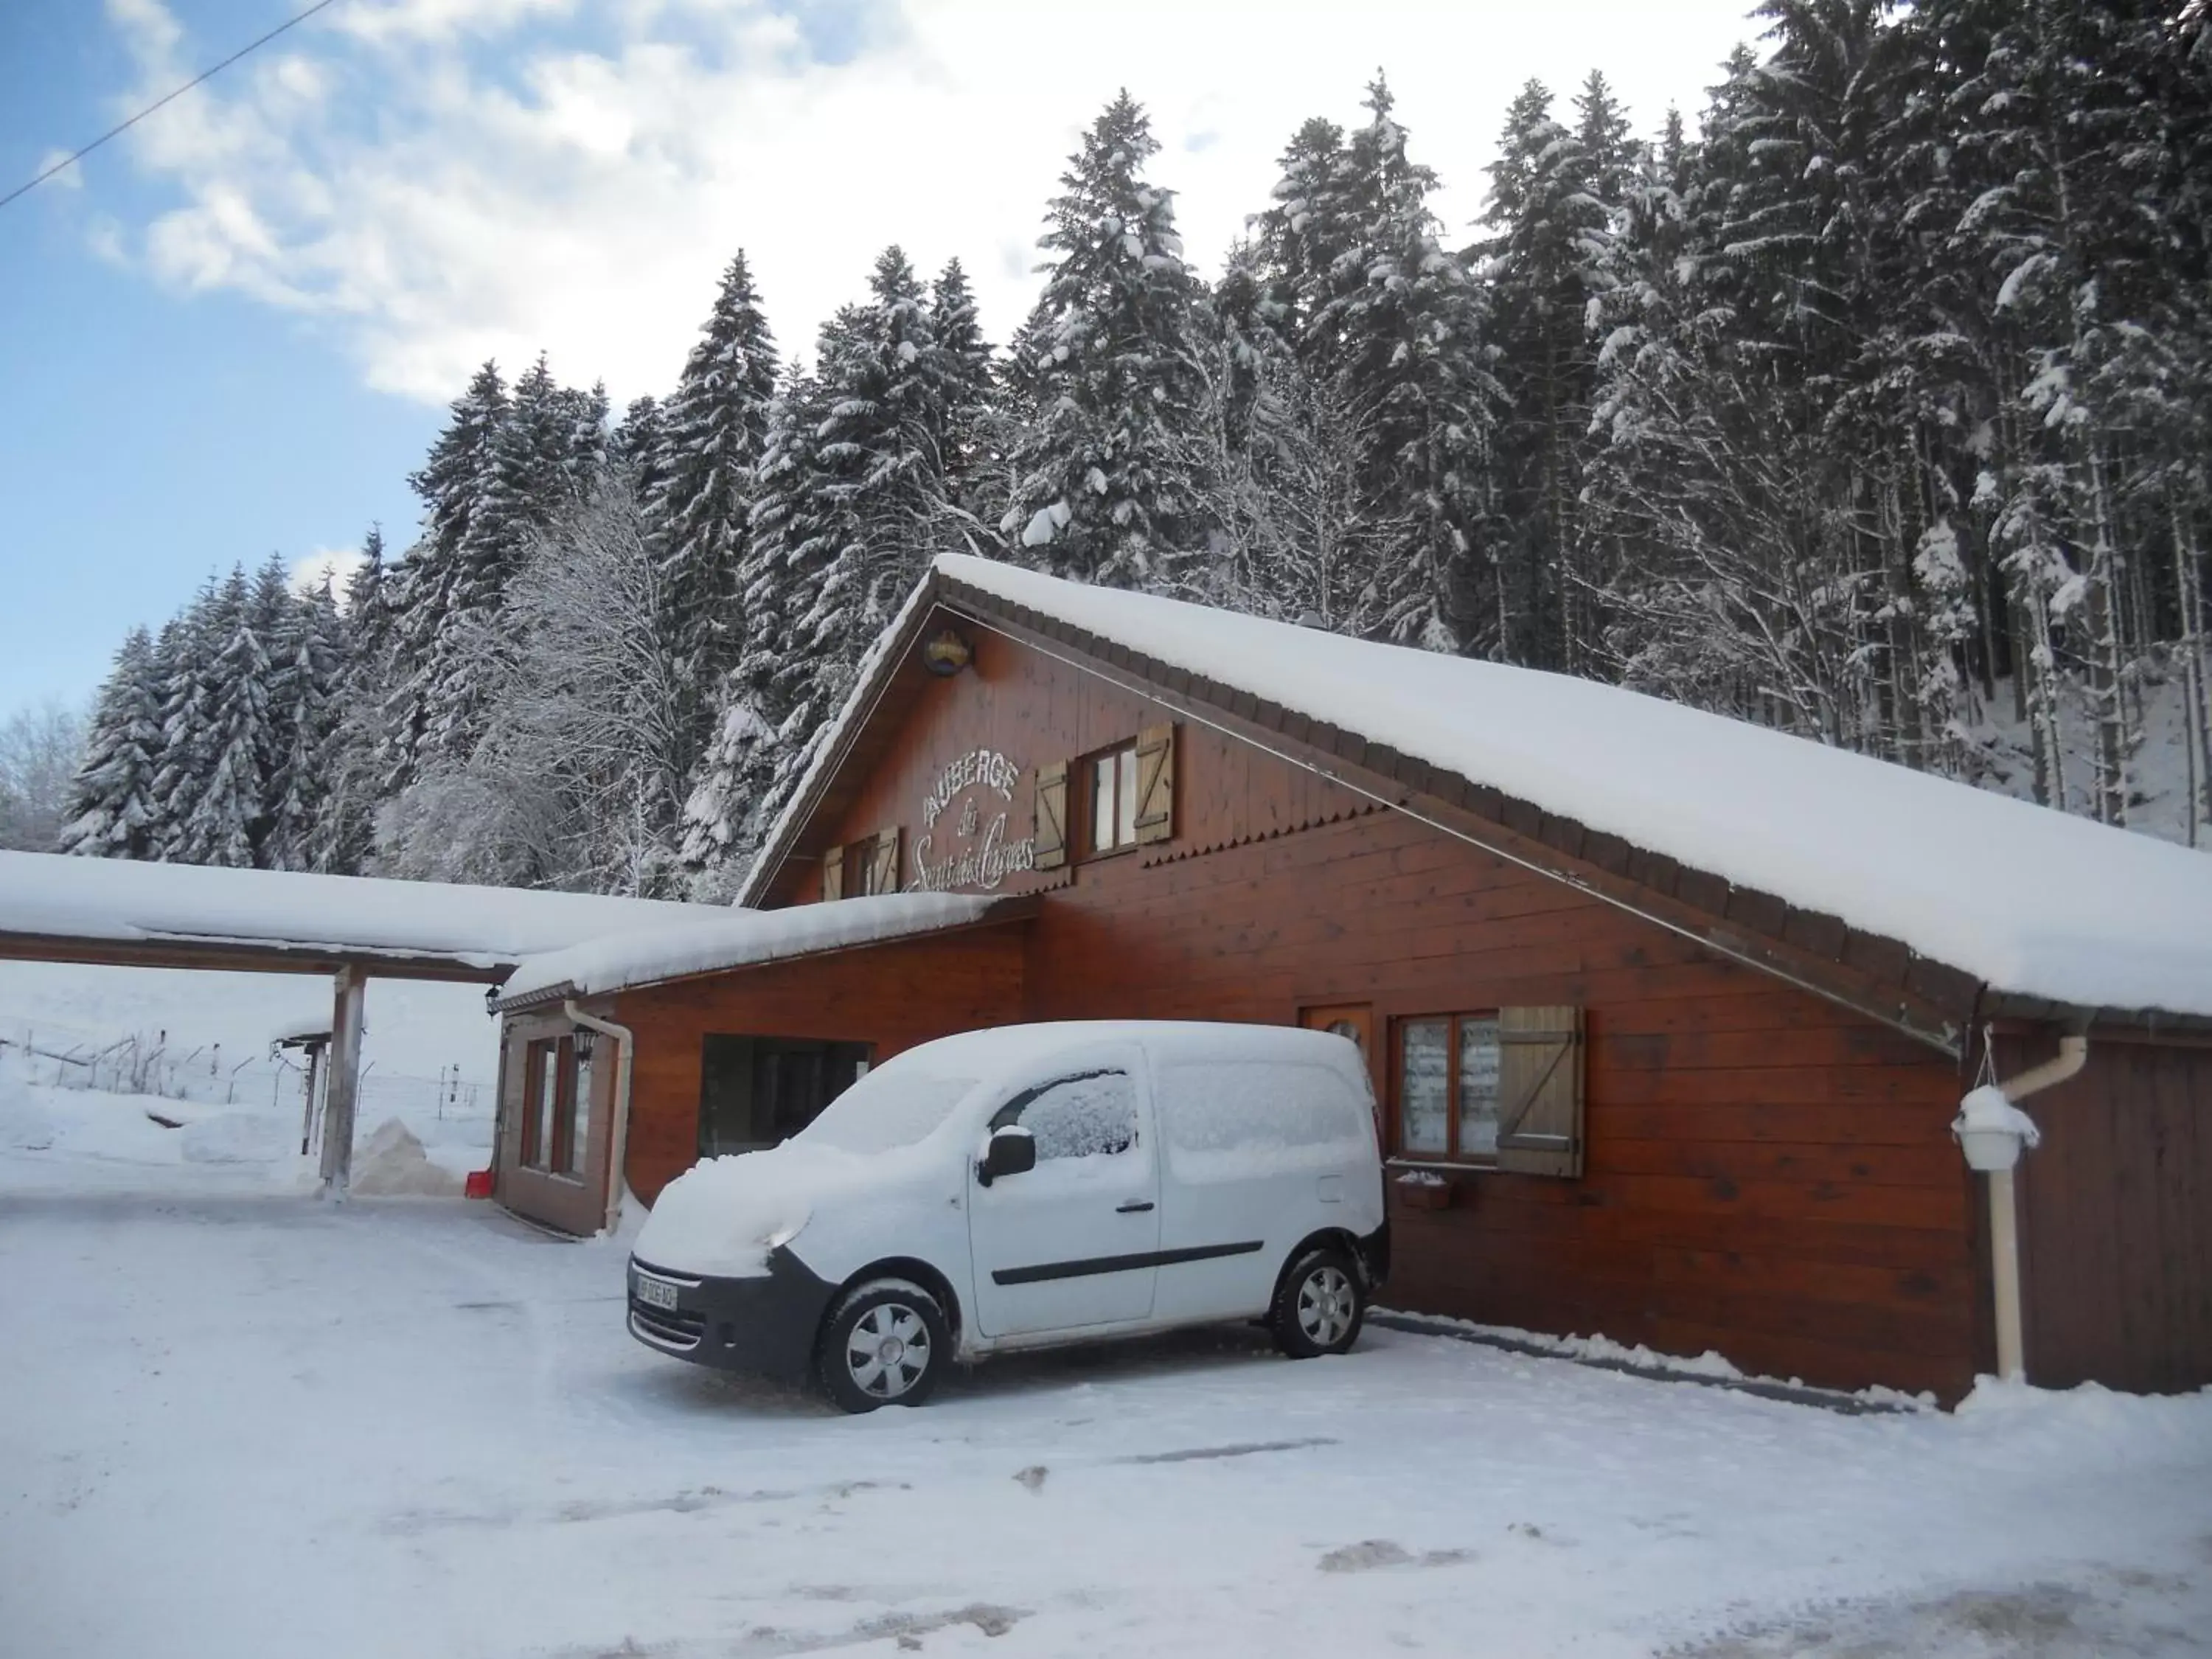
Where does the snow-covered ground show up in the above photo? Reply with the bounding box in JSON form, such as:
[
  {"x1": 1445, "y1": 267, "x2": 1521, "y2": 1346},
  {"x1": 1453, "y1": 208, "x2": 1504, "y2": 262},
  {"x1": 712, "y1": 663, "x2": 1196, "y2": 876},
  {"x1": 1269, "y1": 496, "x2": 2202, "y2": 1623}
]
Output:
[{"x1": 5, "y1": 1080, "x2": 2211, "y2": 1658}]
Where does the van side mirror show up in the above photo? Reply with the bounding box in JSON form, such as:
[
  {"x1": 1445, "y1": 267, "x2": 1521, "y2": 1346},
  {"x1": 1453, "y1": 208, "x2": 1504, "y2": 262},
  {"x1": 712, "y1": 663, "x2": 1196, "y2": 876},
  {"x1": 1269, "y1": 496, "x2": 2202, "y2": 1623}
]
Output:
[{"x1": 978, "y1": 1126, "x2": 1037, "y2": 1186}]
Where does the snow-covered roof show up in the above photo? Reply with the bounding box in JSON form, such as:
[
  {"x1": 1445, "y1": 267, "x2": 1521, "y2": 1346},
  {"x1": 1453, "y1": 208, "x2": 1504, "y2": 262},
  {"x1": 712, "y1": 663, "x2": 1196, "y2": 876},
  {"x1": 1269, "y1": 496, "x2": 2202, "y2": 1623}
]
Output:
[
  {"x1": 762, "y1": 554, "x2": 2212, "y2": 1020},
  {"x1": 0, "y1": 852, "x2": 731, "y2": 978},
  {"x1": 495, "y1": 892, "x2": 1017, "y2": 1007}
]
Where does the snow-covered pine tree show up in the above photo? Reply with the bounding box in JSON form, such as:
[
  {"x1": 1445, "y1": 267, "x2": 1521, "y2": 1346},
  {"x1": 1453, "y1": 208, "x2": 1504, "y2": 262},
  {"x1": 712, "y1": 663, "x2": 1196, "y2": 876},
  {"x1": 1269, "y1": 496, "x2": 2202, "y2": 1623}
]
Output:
[
  {"x1": 651, "y1": 252, "x2": 779, "y2": 782},
  {"x1": 383, "y1": 362, "x2": 507, "y2": 796},
  {"x1": 1481, "y1": 77, "x2": 1602, "y2": 667},
  {"x1": 926, "y1": 258, "x2": 1002, "y2": 549},
  {"x1": 147, "y1": 577, "x2": 228, "y2": 861},
  {"x1": 418, "y1": 353, "x2": 577, "y2": 773},
  {"x1": 310, "y1": 528, "x2": 394, "y2": 874},
  {"x1": 59, "y1": 626, "x2": 164, "y2": 859},
  {"x1": 560, "y1": 380, "x2": 611, "y2": 500},
  {"x1": 612, "y1": 395, "x2": 669, "y2": 506},
  {"x1": 1315, "y1": 77, "x2": 1498, "y2": 651},
  {"x1": 1002, "y1": 91, "x2": 1211, "y2": 589},
  {"x1": 680, "y1": 361, "x2": 835, "y2": 889},
  {"x1": 174, "y1": 565, "x2": 274, "y2": 869},
  {"x1": 265, "y1": 574, "x2": 347, "y2": 871},
  {"x1": 1941, "y1": 0, "x2": 2191, "y2": 824},
  {"x1": 1251, "y1": 116, "x2": 1358, "y2": 354},
  {"x1": 802, "y1": 247, "x2": 944, "y2": 667}
]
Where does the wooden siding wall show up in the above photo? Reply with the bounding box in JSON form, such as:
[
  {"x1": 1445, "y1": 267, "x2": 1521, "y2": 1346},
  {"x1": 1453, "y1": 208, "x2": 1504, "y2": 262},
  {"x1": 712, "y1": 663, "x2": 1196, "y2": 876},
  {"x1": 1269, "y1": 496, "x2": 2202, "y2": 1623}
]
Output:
[
  {"x1": 1020, "y1": 808, "x2": 1979, "y2": 1399},
  {"x1": 2009, "y1": 1034, "x2": 2212, "y2": 1394},
  {"x1": 785, "y1": 626, "x2": 1370, "y2": 905},
  {"x1": 611, "y1": 928, "x2": 1029, "y2": 1205},
  {"x1": 787, "y1": 630, "x2": 1983, "y2": 1400}
]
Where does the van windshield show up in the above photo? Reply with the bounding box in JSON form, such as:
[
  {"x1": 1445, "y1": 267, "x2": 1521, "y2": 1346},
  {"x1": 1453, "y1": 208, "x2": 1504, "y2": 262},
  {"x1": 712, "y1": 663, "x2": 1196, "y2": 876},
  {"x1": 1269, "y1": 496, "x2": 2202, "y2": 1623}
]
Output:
[{"x1": 797, "y1": 1067, "x2": 980, "y2": 1155}]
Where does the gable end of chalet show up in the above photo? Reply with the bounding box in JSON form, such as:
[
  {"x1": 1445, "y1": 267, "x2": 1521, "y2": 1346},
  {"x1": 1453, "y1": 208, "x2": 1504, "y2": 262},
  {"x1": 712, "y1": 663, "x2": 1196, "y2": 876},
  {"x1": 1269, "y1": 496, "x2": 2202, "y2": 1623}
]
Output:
[{"x1": 731, "y1": 568, "x2": 2048, "y2": 1056}]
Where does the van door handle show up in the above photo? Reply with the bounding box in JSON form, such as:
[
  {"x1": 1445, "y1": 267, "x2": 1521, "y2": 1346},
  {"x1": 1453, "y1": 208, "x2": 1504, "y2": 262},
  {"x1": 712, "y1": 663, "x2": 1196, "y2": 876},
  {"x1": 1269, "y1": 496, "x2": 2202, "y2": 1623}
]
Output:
[{"x1": 1116, "y1": 1200, "x2": 1155, "y2": 1214}]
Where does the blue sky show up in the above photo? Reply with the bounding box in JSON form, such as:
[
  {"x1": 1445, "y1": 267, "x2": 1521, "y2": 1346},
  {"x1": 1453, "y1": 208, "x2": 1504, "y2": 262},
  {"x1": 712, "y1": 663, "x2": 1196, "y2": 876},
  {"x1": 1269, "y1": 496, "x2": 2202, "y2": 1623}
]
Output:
[
  {"x1": 2, "y1": 1, "x2": 431, "y2": 717},
  {"x1": 1, "y1": 0, "x2": 1762, "y2": 723}
]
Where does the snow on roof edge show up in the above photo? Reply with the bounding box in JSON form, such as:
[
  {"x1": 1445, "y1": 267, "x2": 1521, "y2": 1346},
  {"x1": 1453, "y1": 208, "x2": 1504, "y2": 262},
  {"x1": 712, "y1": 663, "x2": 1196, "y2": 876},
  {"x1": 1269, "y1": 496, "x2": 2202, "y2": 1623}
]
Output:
[
  {"x1": 0, "y1": 851, "x2": 736, "y2": 975},
  {"x1": 497, "y1": 892, "x2": 1016, "y2": 1007},
  {"x1": 722, "y1": 554, "x2": 2212, "y2": 1021},
  {"x1": 925, "y1": 556, "x2": 2212, "y2": 1020}
]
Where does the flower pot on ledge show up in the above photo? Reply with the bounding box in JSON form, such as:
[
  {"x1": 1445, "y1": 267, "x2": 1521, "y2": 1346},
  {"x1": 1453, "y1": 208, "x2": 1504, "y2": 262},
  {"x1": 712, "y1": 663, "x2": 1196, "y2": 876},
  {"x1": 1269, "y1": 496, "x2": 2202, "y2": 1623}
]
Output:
[{"x1": 1395, "y1": 1174, "x2": 1456, "y2": 1211}]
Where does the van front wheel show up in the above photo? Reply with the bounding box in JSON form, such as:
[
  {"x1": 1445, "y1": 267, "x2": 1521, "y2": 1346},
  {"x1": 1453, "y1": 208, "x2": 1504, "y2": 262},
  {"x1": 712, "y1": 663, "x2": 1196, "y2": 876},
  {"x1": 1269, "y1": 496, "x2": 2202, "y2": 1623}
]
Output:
[
  {"x1": 818, "y1": 1279, "x2": 949, "y2": 1413},
  {"x1": 1271, "y1": 1247, "x2": 1366, "y2": 1359}
]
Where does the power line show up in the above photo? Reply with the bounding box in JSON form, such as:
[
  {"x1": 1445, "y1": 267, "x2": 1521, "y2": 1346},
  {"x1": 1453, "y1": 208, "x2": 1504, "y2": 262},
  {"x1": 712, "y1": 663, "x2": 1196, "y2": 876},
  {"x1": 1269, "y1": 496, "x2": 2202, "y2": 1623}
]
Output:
[{"x1": 1, "y1": 0, "x2": 349, "y2": 214}]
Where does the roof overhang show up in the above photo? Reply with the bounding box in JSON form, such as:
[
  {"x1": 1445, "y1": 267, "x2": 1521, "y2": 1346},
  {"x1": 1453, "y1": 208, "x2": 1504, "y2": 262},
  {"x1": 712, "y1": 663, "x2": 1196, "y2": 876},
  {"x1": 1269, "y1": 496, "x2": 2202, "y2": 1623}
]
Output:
[
  {"x1": 489, "y1": 894, "x2": 1039, "y2": 1014},
  {"x1": 737, "y1": 562, "x2": 2212, "y2": 1051},
  {"x1": 0, "y1": 929, "x2": 512, "y2": 982}
]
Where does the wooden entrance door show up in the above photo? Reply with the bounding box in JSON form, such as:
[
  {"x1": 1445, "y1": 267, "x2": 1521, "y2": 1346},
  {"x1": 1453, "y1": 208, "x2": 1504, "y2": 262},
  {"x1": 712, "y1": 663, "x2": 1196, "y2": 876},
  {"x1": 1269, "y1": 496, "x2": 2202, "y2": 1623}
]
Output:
[{"x1": 1301, "y1": 1004, "x2": 1378, "y2": 1133}]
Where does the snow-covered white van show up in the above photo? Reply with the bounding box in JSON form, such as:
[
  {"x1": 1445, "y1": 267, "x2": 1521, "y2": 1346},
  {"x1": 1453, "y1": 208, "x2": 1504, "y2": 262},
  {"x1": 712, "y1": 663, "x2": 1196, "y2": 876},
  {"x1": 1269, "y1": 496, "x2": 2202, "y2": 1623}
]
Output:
[{"x1": 626, "y1": 1021, "x2": 1389, "y2": 1411}]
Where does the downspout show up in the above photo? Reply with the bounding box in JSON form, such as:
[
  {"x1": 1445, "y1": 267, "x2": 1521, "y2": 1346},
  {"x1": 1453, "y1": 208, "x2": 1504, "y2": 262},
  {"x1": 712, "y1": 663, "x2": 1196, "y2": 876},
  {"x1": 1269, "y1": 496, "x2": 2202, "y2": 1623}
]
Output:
[
  {"x1": 565, "y1": 1001, "x2": 636, "y2": 1237},
  {"x1": 1955, "y1": 1027, "x2": 2090, "y2": 1383}
]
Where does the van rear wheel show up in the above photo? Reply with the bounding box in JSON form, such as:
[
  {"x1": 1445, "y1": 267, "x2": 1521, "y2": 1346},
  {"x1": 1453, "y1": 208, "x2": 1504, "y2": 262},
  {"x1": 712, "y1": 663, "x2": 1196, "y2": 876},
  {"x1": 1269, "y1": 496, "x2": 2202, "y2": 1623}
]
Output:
[
  {"x1": 1271, "y1": 1246, "x2": 1366, "y2": 1359},
  {"x1": 818, "y1": 1279, "x2": 948, "y2": 1413}
]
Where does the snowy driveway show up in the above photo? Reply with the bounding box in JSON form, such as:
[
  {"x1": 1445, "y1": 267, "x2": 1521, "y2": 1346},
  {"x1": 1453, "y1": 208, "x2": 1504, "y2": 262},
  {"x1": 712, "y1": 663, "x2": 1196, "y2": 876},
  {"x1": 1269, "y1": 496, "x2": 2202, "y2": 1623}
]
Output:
[{"x1": 4, "y1": 1192, "x2": 2211, "y2": 1659}]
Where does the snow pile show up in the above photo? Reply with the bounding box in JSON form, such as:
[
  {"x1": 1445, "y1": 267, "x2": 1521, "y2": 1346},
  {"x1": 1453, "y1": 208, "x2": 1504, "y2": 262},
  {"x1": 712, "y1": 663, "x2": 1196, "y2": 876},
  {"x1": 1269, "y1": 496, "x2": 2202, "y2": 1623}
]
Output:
[
  {"x1": 1951, "y1": 1083, "x2": 2043, "y2": 1149},
  {"x1": 180, "y1": 1112, "x2": 290, "y2": 1165},
  {"x1": 349, "y1": 1118, "x2": 461, "y2": 1197},
  {"x1": 0, "y1": 850, "x2": 730, "y2": 972},
  {"x1": 929, "y1": 554, "x2": 2212, "y2": 1017},
  {"x1": 501, "y1": 891, "x2": 1005, "y2": 1004}
]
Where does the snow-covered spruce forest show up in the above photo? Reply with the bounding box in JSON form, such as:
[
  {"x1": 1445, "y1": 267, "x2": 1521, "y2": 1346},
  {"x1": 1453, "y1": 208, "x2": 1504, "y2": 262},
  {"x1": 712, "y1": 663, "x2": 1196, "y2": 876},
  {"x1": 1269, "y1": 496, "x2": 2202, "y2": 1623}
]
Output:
[{"x1": 58, "y1": 5, "x2": 2212, "y2": 895}]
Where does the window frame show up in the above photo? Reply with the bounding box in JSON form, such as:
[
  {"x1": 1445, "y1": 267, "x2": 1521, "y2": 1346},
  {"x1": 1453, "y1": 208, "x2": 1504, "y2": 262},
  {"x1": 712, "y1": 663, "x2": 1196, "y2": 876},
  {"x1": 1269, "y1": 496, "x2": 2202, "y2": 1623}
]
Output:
[
  {"x1": 1078, "y1": 740, "x2": 1141, "y2": 860},
  {"x1": 520, "y1": 1035, "x2": 584, "y2": 1179},
  {"x1": 696, "y1": 1034, "x2": 874, "y2": 1158},
  {"x1": 1389, "y1": 1011, "x2": 1504, "y2": 1166}
]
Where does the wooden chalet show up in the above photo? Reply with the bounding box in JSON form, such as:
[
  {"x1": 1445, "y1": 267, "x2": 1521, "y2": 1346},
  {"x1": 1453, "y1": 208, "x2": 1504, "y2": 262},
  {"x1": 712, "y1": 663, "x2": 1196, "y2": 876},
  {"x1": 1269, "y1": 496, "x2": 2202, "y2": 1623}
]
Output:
[{"x1": 489, "y1": 556, "x2": 2212, "y2": 1403}]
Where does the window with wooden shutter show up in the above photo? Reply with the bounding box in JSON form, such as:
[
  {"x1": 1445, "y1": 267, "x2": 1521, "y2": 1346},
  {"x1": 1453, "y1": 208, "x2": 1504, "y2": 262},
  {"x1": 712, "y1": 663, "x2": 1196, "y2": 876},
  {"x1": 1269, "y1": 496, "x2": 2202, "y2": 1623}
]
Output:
[
  {"x1": 821, "y1": 844, "x2": 846, "y2": 902},
  {"x1": 1495, "y1": 1006, "x2": 1585, "y2": 1178},
  {"x1": 1033, "y1": 761, "x2": 1068, "y2": 869},
  {"x1": 1133, "y1": 722, "x2": 1175, "y2": 844},
  {"x1": 867, "y1": 827, "x2": 901, "y2": 894}
]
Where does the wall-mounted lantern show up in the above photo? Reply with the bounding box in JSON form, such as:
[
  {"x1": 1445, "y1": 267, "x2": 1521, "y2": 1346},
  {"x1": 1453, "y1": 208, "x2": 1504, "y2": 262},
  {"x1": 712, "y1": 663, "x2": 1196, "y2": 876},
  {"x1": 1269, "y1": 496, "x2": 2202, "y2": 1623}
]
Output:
[{"x1": 922, "y1": 627, "x2": 974, "y2": 677}]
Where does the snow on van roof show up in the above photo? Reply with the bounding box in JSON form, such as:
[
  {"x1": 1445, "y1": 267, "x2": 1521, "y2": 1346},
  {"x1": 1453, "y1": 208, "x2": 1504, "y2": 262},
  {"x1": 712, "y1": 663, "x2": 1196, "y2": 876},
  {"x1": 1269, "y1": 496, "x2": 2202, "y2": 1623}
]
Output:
[
  {"x1": 497, "y1": 892, "x2": 1009, "y2": 1006},
  {"x1": 926, "y1": 555, "x2": 2212, "y2": 1020},
  {"x1": 0, "y1": 850, "x2": 727, "y2": 975}
]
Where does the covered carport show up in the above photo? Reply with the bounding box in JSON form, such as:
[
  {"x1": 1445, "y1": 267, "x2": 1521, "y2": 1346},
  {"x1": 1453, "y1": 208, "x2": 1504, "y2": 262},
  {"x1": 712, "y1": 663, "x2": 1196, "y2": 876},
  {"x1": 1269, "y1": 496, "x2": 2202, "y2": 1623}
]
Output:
[{"x1": 0, "y1": 851, "x2": 728, "y2": 1194}]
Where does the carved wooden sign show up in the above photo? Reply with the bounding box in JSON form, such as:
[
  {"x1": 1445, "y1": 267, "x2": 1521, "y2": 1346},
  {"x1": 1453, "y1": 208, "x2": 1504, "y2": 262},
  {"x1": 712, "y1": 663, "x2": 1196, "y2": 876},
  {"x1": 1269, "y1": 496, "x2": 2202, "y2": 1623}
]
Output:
[{"x1": 910, "y1": 747, "x2": 1037, "y2": 892}]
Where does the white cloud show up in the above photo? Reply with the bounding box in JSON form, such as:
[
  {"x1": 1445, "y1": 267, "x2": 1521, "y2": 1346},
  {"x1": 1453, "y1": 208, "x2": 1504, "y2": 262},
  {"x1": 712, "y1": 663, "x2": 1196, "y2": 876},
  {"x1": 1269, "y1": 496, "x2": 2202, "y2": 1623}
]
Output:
[
  {"x1": 93, "y1": 0, "x2": 1760, "y2": 406},
  {"x1": 35, "y1": 149, "x2": 86, "y2": 191},
  {"x1": 291, "y1": 546, "x2": 366, "y2": 602}
]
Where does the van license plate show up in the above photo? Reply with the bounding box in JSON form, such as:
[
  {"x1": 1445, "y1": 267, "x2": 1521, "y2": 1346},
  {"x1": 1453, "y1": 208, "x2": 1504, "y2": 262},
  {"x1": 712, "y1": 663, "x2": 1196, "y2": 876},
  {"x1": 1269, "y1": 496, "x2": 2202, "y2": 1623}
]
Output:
[{"x1": 635, "y1": 1274, "x2": 680, "y2": 1312}]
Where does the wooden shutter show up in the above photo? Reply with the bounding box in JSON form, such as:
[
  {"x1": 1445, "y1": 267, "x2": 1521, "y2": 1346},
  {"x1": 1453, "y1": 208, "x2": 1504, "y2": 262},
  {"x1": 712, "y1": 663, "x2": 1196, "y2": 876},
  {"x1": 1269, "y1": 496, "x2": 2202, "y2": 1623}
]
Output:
[
  {"x1": 821, "y1": 844, "x2": 846, "y2": 902},
  {"x1": 1033, "y1": 761, "x2": 1068, "y2": 869},
  {"x1": 869, "y1": 827, "x2": 901, "y2": 894},
  {"x1": 1133, "y1": 723, "x2": 1176, "y2": 844},
  {"x1": 1495, "y1": 1006, "x2": 1585, "y2": 1178}
]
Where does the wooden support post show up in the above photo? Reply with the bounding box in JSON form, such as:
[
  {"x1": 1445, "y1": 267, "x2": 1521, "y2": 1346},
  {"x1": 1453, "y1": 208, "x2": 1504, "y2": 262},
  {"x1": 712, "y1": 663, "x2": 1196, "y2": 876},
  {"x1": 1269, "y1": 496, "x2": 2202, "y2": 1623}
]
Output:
[
  {"x1": 319, "y1": 965, "x2": 366, "y2": 1200},
  {"x1": 298, "y1": 1040, "x2": 324, "y2": 1156}
]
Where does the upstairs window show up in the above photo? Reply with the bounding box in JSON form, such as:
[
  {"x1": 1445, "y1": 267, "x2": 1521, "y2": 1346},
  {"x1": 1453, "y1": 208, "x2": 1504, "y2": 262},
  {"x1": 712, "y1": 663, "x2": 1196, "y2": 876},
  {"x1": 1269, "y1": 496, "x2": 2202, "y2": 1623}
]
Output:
[
  {"x1": 821, "y1": 827, "x2": 900, "y2": 900},
  {"x1": 1087, "y1": 743, "x2": 1140, "y2": 856}
]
